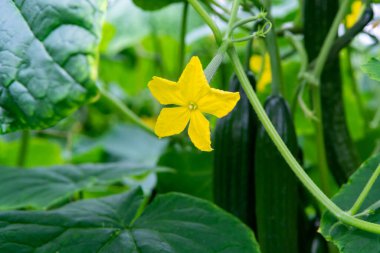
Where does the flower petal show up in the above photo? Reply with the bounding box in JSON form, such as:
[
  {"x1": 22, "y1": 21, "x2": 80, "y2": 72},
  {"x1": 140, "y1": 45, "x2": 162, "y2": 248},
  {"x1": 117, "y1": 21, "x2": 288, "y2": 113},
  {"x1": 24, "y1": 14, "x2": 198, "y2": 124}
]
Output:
[
  {"x1": 188, "y1": 111, "x2": 212, "y2": 152},
  {"x1": 178, "y1": 56, "x2": 210, "y2": 103},
  {"x1": 197, "y1": 88, "x2": 240, "y2": 118},
  {"x1": 148, "y1": 77, "x2": 185, "y2": 105},
  {"x1": 155, "y1": 107, "x2": 190, "y2": 137}
]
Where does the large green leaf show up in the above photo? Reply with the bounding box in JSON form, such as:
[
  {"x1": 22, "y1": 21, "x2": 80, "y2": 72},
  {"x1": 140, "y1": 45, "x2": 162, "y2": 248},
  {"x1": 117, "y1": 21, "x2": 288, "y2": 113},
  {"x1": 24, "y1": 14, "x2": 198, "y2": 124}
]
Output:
[
  {"x1": 0, "y1": 163, "x2": 168, "y2": 210},
  {"x1": 320, "y1": 153, "x2": 380, "y2": 253},
  {"x1": 0, "y1": 0, "x2": 106, "y2": 134},
  {"x1": 132, "y1": 0, "x2": 183, "y2": 11},
  {"x1": 0, "y1": 188, "x2": 261, "y2": 253},
  {"x1": 361, "y1": 58, "x2": 380, "y2": 82}
]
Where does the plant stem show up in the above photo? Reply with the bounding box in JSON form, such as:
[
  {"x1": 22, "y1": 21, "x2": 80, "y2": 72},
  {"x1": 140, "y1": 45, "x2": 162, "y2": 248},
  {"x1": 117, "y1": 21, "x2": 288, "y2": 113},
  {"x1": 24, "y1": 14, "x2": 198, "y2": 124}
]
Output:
[
  {"x1": 228, "y1": 46, "x2": 380, "y2": 234},
  {"x1": 225, "y1": 0, "x2": 240, "y2": 40},
  {"x1": 99, "y1": 88, "x2": 154, "y2": 135},
  {"x1": 209, "y1": 0, "x2": 230, "y2": 14},
  {"x1": 188, "y1": 0, "x2": 222, "y2": 44},
  {"x1": 312, "y1": 0, "x2": 351, "y2": 79},
  {"x1": 263, "y1": 0, "x2": 283, "y2": 96},
  {"x1": 178, "y1": 2, "x2": 189, "y2": 76},
  {"x1": 312, "y1": 85, "x2": 331, "y2": 196},
  {"x1": 350, "y1": 164, "x2": 380, "y2": 215},
  {"x1": 204, "y1": 41, "x2": 230, "y2": 82},
  {"x1": 17, "y1": 130, "x2": 30, "y2": 167}
]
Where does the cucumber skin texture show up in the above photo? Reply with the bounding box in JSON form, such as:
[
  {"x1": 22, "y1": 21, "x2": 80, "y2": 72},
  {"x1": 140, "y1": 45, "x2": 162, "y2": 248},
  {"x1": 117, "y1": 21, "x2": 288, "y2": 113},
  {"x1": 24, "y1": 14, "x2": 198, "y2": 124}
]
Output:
[
  {"x1": 213, "y1": 71, "x2": 257, "y2": 230},
  {"x1": 304, "y1": 0, "x2": 360, "y2": 184},
  {"x1": 255, "y1": 95, "x2": 298, "y2": 253}
]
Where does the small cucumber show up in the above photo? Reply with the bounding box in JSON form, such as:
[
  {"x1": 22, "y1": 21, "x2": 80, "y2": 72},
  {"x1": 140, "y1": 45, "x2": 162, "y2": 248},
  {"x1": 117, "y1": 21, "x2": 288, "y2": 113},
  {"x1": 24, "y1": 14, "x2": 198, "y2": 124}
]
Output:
[
  {"x1": 304, "y1": 0, "x2": 360, "y2": 184},
  {"x1": 213, "y1": 71, "x2": 257, "y2": 230},
  {"x1": 255, "y1": 95, "x2": 298, "y2": 253}
]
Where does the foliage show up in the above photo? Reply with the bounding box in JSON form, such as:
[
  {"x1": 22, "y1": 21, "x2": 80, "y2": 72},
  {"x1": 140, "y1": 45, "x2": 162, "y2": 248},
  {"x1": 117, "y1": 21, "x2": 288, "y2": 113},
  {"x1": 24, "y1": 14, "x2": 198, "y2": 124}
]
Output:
[
  {"x1": 0, "y1": 0, "x2": 106, "y2": 133},
  {"x1": 0, "y1": 163, "x2": 168, "y2": 210},
  {"x1": 133, "y1": 0, "x2": 184, "y2": 11},
  {"x1": 0, "y1": 0, "x2": 380, "y2": 252},
  {"x1": 0, "y1": 188, "x2": 261, "y2": 253},
  {"x1": 320, "y1": 154, "x2": 380, "y2": 253}
]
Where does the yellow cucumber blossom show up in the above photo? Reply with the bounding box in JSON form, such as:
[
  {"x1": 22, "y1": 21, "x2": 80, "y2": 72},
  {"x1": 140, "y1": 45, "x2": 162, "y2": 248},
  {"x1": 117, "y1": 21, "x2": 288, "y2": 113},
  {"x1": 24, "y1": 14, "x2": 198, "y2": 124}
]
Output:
[
  {"x1": 250, "y1": 53, "x2": 271, "y2": 92},
  {"x1": 148, "y1": 56, "x2": 240, "y2": 151},
  {"x1": 346, "y1": 0, "x2": 362, "y2": 28}
]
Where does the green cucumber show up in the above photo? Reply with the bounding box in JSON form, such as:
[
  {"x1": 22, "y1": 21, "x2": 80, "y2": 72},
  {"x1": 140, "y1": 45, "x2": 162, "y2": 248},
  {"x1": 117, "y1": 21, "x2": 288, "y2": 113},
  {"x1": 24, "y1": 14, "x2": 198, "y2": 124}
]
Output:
[
  {"x1": 304, "y1": 0, "x2": 360, "y2": 184},
  {"x1": 255, "y1": 95, "x2": 298, "y2": 253},
  {"x1": 213, "y1": 71, "x2": 257, "y2": 230}
]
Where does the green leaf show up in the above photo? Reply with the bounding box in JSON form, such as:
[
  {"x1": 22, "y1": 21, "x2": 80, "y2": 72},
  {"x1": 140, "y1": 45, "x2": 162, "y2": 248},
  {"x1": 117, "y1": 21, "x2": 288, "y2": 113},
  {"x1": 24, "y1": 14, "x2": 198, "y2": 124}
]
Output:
[
  {"x1": 73, "y1": 124, "x2": 168, "y2": 166},
  {"x1": 0, "y1": 163, "x2": 168, "y2": 210},
  {"x1": 0, "y1": 188, "x2": 261, "y2": 253},
  {"x1": 132, "y1": 0, "x2": 183, "y2": 11},
  {"x1": 361, "y1": 58, "x2": 380, "y2": 82},
  {"x1": 320, "y1": 153, "x2": 380, "y2": 253},
  {"x1": 0, "y1": 136, "x2": 63, "y2": 167},
  {"x1": 0, "y1": 0, "x2": 106, "y2": 134}
]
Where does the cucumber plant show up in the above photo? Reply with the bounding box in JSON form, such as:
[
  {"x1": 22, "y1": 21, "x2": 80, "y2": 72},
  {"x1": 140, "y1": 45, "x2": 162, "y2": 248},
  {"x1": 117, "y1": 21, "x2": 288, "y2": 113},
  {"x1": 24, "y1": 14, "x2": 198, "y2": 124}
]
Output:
[{"x1": 1, "y1": 0, "x2": 380, "y2": 253}]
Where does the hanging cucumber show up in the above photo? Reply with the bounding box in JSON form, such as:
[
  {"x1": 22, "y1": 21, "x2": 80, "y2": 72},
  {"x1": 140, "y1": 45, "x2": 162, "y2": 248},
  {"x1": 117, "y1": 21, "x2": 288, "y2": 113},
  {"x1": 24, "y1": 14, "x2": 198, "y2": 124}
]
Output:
[
  {"x1": 304, "y1": 0, "x2": 360, "y2": 185},
  {"x1": 213, "y1": 71, "x2": 257, "y2": 230},
  {"x1": 255, "y1": 95, "x2": 298, "y2": 253}
]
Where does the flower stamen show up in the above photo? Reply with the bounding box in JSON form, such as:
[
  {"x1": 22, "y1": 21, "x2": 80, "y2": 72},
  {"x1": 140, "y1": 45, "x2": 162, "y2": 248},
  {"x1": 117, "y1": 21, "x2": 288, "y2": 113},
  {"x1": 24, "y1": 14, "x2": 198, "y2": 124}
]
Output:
[{"x1": 188, "y1": 102, "x2": 198, "y2": 111}]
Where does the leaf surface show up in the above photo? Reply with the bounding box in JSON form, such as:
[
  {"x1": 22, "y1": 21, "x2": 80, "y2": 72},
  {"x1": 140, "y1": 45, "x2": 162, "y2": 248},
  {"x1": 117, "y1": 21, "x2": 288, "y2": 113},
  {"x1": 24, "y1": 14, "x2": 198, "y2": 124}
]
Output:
[
  {"x1": 0, "y1": 0, "x2": 106, "y2": 133},
  {"x1": 132, "y1": 0, "x2": 183, "y2": 11},
  {"x1": 362, "y1": 58, "x2": 380, "y2": 82},
  {"x1": 320, "y1": 153, "x2": 380, "y2": 253},
  {"x1": 0, "y1": 163, "x2": 167, "y2": 210},
  {"x1": 0, "y1": 188, "x2": 261, "y2": 253}
]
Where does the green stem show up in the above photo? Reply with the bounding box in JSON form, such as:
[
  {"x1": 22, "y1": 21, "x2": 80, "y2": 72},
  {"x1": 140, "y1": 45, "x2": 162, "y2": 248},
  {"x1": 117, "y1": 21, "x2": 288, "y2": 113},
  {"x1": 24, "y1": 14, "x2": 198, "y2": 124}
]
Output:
[
  {"x1": 312, "y1": 0, "x2": 351, "y2": 79},
  {"x1": 263, "y1": 0, "x2": 283, "y2": 96},
  {"x1": 204, "y1": 41, "x2": 230, "y2": 82},
  {"x1": 209, "y1": 0, "x2": 230, "y2": 14},
  {"x1": 228, "y1": 46, "x2": 380, "y2": 234},
  {"x1": 312, "y1": 85, "x2": 331, "y2": 196},
  {"x1": 17, "y1": 130, "x2": 30, "y2": 167},
  {"x1": 284, "y1": 31, "x2": 308, "y2": 76},
  {"x1": 231, "y1": 15, "x2": 261, "y2": 33},
  {"x1": 99, "y1": 88, "x2": 154, "y2": 135},
  {"x1": 225, "y1": 0, "x2": 240, "y2": 40},
  {"x1": 188, "y1": 0, "x2": 222, "y2": 44},
  {"x1": 178, "y1": 2, "x2": 189, "y2": 76},
  {"x1": 350, "y1": 164, "x2": 380, "y2": 215}
]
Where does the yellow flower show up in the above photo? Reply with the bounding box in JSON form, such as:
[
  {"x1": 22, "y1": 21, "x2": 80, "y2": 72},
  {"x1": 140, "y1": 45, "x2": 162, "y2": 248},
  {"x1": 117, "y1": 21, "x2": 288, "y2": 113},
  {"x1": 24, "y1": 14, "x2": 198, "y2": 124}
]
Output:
[
  {"x1": 250, "y1": 53, "x2": 271, "y2": 92},
  {"x1": 346, "y1": 1, "x2": 363, "y2": 28},
  {"x1": 148, "y1": 56, "x2": 240, "y2": 151}
]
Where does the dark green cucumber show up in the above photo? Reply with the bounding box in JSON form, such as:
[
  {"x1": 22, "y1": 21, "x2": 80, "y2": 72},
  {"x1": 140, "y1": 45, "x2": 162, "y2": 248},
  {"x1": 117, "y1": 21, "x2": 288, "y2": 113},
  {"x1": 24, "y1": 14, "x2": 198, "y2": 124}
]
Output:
[
  {"x1": 304, "y1": 0, "x2": 360, "y2": 184},
  {"x1": 255, "y1": 95, "x2": 298, "y2": 253},
  {"x1": 213, "y1": 71, "x2": 257, "y2": 230}
]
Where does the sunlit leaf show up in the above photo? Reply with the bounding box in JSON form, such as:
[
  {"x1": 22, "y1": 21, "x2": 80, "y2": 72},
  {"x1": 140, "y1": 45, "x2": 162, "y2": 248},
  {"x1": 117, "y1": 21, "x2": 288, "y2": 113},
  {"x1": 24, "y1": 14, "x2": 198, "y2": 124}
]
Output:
[
  {"x1": 0, "y1": 0, "x2": 106, "y2": 133},
  {"x1": 361, "y1": 58, "x2": 380, "y2": 82}
]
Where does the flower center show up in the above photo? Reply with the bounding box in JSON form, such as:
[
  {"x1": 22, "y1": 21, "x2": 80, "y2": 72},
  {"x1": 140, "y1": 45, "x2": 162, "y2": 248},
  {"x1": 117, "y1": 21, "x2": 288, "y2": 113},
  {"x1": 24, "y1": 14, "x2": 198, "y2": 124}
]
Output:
[{"x1": 188, "y1": 102, "x2": 198, "y2": 111}]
